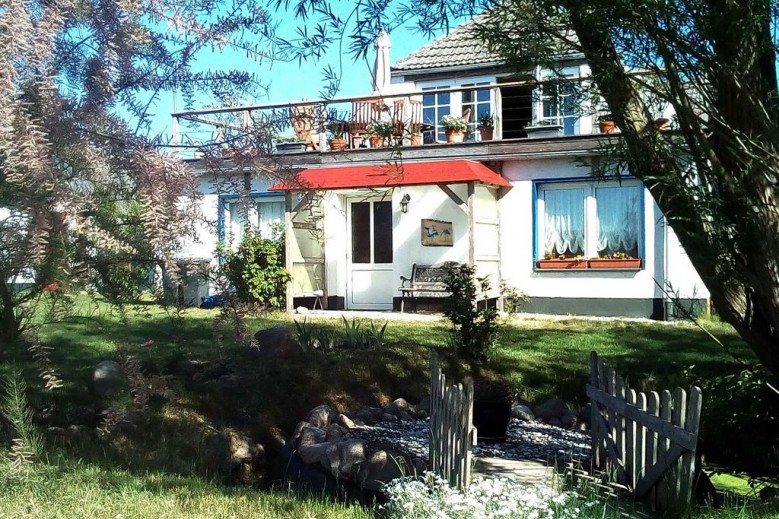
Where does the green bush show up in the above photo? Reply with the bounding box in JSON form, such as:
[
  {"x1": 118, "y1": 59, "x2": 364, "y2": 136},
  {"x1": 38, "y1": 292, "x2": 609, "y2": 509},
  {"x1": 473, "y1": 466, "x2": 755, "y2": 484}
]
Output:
[
  {"x1": 218, "y1": 230, "x2": 290, "y2": 308},
  {"x1": 693, "y1": 366, "x2": 779, "y2": 490},
  {"x1": 443, "y1": 265, "x2": 499, "y2": 362}
]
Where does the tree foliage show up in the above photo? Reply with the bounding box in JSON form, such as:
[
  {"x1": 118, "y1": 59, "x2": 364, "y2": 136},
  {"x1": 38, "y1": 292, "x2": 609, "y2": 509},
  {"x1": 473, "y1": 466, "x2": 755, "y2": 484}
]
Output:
[{"x1": 0, "y1": 0, "x2": 273, "y2": 347}]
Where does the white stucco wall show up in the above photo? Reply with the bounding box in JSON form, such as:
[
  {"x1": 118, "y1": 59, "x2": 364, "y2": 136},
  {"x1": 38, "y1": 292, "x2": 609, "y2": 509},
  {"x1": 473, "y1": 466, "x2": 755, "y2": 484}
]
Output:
[{"x1": 498, "y1": 158, "x2": 709, "y2": 301}]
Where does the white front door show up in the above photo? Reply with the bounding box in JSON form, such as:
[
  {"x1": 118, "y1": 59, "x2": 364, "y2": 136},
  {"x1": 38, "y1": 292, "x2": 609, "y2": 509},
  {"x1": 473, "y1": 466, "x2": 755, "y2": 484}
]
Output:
[{"x1": 347, "y1": 198, "x2": 394, "y2": 310}]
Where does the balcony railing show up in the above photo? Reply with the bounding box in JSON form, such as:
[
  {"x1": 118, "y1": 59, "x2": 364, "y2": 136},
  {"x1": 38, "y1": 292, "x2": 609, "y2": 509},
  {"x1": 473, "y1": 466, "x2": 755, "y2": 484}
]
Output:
[{"x1": 171, "y1": 80, "x2": 611, "y2": 160}]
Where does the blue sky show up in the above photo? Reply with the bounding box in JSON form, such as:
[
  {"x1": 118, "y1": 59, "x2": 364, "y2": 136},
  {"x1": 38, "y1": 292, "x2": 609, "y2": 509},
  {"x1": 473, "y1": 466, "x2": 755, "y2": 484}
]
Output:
[{"x1": 157, "y1": 6, "x2": 441, "y2": 141}]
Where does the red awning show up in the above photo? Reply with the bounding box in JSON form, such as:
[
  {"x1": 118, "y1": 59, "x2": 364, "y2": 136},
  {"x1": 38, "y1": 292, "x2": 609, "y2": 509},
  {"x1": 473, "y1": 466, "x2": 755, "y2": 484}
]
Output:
[{"x1": 269, "y1": 160, "x2": 510, "y2": 191}]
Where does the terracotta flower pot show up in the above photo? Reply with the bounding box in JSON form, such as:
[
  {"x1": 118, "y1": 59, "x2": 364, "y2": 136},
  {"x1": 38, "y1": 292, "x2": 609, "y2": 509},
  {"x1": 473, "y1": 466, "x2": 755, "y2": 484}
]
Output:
[
  {"x1": 369, "y1": 136, "x2": 384, "y2": 148},
  {"x1": 328, "y1": 138, "x2": 347, "y2": 151},
  {"x1": 479, "y1": 127, "x2": 494, "y2": 141},
  {"x1": 410, "y1": 133, "x2": 423, "y2": 146},
  {"x1": 445, "y1": 129, "x2": 465, "y2": 143}
]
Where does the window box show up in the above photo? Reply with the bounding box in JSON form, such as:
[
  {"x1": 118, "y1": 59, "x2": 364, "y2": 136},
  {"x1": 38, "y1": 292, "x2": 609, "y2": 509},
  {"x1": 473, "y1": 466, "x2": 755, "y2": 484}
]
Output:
[
  {"x1": 525, "y1": 124, "x2": 564, "y2": 138},
  {"x1": 588, "y1": 258, "x2": 642, "y2": 269},
  {"x1": 537, "y1": 258, "x2": 587, "y2": 270},
  {"x1": 275, "y1": 142, "x2": 307, "y2": 154}
]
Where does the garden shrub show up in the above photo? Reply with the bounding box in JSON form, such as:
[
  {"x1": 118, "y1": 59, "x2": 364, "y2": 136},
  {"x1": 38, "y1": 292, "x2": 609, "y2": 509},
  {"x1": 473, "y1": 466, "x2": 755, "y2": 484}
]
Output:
[
  {"x1": 218, "y1": 230, "x2": 290, "y2": 308},
  {"x1": 693, "y1": 366, "x2": 779, "y2": 491},
  {"x1": 443, "y1": 265, "x2": 499, "y2": 362}
]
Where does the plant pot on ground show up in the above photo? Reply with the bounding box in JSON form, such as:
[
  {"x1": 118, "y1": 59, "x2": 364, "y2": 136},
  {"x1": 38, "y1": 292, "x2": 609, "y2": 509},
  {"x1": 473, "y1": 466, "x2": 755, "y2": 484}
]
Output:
[
  {"x1": 472, "y1": 378, "x2": 514, "y2": 443},
  {"x1": 367, "y1": 120, "x2": 394, "y2": 148},
  {"x1": 445, "y1": 129, "x2": 465, "y2": 143},
  {"x1": 328, "y1": 137, "x2": 347, "y2": 151}
]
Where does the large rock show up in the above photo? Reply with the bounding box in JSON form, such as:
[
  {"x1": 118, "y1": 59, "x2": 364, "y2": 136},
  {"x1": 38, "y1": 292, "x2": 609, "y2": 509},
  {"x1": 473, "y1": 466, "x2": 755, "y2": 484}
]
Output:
[
  {"x1": 338, "y1": 440, "x2": 366, "y2": 476},
  {"x1": 204, "y1": 432, "x2": 232, "y2": 474},
  {"x1": 416, "y1": 396, "x2": 431, "y2": 414},
  {"x1": 354, "y1": 407, "x2": 383, "y2": 425},
  {"x1": 511, "y1": 404, "x2": 535, "y2": 422},
  {"x1": 298, "y1": 426, "x2": 327, "y2": 447},
  {"x1": 337, "y1": 414, "x2": 355, "y2": 429},
  {"x1": 93, "y1": 360, "x2": 125, "y2": 397},
  {"x1": 249, "y1": 327, "x2": 297, "y2": 357},
  {"x1": 384, "y1": 398, "x2": 416, "y2": 421},
  {"x1": 325, "y1": 424, "x2": 345, "y2": 442},
  {"x1": 357, "y1": 450, "x2": 403, "y2": 491},
  {"x1": 306, "y1": 405, "x2": 338, "y2": 428},
  {"x1": 298, "y1": 442, "x2": 333, "y2": 464},
  {"x1": 534, "y1": 397, "x2": 570, "y2": 423},
  {"x1": 229, "y1": 432, "x2": 264, "y2": 464}
]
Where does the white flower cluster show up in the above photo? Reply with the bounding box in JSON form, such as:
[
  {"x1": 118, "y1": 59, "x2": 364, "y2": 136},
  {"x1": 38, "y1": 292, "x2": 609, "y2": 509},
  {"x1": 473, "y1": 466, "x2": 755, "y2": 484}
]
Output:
[{"x1": 382, "y1": 472, "x2": 593, "y2": 519}]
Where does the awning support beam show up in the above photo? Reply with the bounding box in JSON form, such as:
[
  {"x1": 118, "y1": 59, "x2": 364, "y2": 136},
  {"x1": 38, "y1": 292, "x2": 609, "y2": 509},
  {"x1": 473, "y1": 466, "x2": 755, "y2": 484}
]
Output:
[{"x1": 437, "y1": 183, "x2": 469, "y2": 215}]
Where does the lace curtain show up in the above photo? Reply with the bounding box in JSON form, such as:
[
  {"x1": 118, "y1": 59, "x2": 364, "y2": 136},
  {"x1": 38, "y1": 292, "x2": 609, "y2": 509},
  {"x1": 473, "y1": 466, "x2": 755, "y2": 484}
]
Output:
[
  {"x1": 544, "y1": 188, "x2": 584, "y2": 256},
  {"x1": 596, "y1": 186, "x2": 640, "y2": 255}
]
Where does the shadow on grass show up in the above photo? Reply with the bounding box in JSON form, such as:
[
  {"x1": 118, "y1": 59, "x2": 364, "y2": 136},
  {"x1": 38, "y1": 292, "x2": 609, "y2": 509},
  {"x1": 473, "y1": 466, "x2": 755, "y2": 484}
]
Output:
[{"x1": 2, "y1": 304, "x2": 756, "y2": 491}]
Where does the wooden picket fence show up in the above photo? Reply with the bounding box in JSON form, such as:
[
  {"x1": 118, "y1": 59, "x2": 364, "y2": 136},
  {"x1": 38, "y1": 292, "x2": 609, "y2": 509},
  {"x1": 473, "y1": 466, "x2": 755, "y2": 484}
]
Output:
[
  {"x1": 587, "y1": 351, "x2": 703, "y2": 511},
  {"x1": 428, "y1": 352, "x2": 476, "y2": 490}
]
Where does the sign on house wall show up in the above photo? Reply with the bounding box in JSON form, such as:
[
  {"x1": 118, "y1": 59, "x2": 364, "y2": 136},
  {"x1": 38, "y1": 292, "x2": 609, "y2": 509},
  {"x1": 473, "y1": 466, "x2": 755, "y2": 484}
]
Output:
[{"x1": 421, "y1": 219, "x2": 453, "y2": 246}]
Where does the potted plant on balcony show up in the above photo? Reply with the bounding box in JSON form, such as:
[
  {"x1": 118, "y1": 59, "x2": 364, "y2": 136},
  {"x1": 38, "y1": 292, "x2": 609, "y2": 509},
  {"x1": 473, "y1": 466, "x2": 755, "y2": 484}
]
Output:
[
  {"x1": 598, "y1": 114, "x2": 617, "y2": 134},
  {"x1": 537, "y1": 252, "x2": 587, "y2": 269},
  {"x1": 524, "y1": 120, "x2": 564, "y2": 138},
  {"x1": 478, "y1": 113, "x2": 495, "y2": 141},
  {"x1": 441, "y1": 114, "x2": 468, "y2": 143},
  {"x1": 327, "y1": 126, "x2": 347, "y2": 151},
  {"x1": 367, "y1": 120, "x2": 394, "y2": 148},
  {"x1": 472, "y1": 377, "x2": 515, "y2": 442},
  {"x1": 588, "y1": 251, "x2": 641, "y2": 269},
  {"x1": 275, "y1": 135, "x2": 307, "y2": 154}
]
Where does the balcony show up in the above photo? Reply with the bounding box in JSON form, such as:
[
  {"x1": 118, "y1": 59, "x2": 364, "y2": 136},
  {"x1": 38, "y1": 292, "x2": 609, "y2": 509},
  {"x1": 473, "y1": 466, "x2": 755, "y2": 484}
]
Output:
[{"x1": 172, "y1": 81, "x2": 617, "y2": 165}]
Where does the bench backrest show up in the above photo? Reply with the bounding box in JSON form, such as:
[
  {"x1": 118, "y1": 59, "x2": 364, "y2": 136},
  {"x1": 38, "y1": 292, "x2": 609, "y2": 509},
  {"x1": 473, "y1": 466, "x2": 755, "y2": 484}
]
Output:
[{"x1": 411, "y1": 262, "x2": 459, "y2": 288}]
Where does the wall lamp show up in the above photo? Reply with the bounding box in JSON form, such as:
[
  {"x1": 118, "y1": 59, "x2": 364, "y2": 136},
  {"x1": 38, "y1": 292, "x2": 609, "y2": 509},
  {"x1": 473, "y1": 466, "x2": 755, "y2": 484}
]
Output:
[{"x1": 400, "y1": 194, "x2": 411, "y2": 213}]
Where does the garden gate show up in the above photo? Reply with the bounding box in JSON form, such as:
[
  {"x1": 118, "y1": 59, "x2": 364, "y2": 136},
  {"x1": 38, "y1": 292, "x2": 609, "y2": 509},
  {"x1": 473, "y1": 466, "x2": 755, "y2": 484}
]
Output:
[
  {"x1": 588, "y1": 351, "x2": 703, "y2": 510},
  {"x1": 429, "y1": 352, "x2": 476, "y2": 490}
]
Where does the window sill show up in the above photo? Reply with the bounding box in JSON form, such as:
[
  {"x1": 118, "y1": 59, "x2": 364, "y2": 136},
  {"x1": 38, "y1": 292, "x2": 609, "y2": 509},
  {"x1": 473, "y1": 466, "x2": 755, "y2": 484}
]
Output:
[{"x1": 535, "y1": 259, "x2": 642, "y2": 271}]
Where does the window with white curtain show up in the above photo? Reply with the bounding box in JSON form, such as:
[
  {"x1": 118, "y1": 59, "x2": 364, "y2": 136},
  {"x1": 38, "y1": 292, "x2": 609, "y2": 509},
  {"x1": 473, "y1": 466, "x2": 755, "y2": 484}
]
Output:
[
  {"x1": 224, "y1": 197, "x2": 284, "y2": 246},
  {"x1": 537, "y1": 181, "x2": 642, "y2": 259}
]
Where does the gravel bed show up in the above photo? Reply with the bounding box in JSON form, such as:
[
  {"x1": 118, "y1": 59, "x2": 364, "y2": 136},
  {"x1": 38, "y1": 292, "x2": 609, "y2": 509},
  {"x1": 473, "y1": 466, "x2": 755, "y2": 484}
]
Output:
[{"x1": 347, "y1": 418, "x2": 591, "y2": 464}]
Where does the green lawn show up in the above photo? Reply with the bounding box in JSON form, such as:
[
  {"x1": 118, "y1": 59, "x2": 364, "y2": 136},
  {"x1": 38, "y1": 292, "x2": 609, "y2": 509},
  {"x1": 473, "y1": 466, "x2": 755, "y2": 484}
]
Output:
[{"x1": 0, "y1": 297, "x2": 770, "y2": 517}]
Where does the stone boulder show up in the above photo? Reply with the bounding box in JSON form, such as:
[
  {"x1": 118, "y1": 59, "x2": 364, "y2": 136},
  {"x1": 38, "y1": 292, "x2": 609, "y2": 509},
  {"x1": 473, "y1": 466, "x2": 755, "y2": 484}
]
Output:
[
  {"x1": 511, "y1": 404, "x2": 535, "y2": 422},
  {"x1": 354, "y1": 407, "x2": 383, "y2": 425},
  {"x1": 384, "y1": 398, "x2": 417, "y2": 421},
  {"x1": 356, "y1": 450, "x2": 403, "y2": 491},
  {"x1": 337, "y1": 414, "x2": 355, "y2": 429},
  {"x1": 306, "y1": 405, "x2": 339, "y2": 428},
  {"x1": 94, "y1": 360, "x2": 125, "y2": 398},
  {"x1": 298, "y1": 426, "x2": 327, "y2": 447},
  {"x1": 534, "y1": 397, "x2": 570, "y2": 423},
  {"x1": 298, "y1": 442, "x2": 333, "y2": 464}
]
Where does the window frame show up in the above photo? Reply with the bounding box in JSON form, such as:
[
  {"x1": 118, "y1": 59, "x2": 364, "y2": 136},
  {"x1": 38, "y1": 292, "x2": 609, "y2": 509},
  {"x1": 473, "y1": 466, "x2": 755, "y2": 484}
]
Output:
[
  {"x1": 217, "y1": 192, "x2": 285, "y2": 247},
  {"x1": 533, "y1": 178, "x2": 645, "y2": 269},
  {"x1": 533, "y1": 66, "x2": 582, "y2": 135},
  {"x1": 419, "y1": 76, "x2": 496, "y2": 142}
]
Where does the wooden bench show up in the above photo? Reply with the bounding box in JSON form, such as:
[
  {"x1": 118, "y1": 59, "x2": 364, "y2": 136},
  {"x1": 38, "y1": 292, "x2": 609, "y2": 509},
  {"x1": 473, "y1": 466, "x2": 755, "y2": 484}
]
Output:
[{"x1": 399, "y1": 262, "x2": 459, "y2": 312}]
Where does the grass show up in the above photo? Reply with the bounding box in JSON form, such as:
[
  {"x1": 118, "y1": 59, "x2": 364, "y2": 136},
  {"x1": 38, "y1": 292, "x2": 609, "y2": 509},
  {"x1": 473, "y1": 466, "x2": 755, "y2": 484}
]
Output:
[
  {"x1": 0, "y1": 296, "x2": 774, "y2": 517},
  {"x1": 0, "y1": 462, "x2": 371, "y2": 518}
]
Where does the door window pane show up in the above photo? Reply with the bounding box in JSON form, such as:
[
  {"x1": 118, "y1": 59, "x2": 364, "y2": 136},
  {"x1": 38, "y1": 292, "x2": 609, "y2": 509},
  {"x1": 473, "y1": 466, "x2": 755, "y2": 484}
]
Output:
[
  {"x1": 373, "y1": 201, "x2": 393, "y2": 263},
  {"x1": 351, "y1": 202, "x2": 371, "y2": 263}
]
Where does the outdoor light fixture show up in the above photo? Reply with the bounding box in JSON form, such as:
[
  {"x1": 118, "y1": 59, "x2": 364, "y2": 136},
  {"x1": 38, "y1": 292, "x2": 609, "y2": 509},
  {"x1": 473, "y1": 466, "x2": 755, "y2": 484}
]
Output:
[{"x1": 400, "y1": 194, "x2": 411, "y2": 213}]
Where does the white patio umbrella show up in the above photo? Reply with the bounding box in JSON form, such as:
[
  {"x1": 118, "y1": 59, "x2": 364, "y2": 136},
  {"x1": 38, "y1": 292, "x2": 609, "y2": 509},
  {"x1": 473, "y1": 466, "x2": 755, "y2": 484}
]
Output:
[{"x1": 372, "y1": 29, "x2": 392, "y2": 95}]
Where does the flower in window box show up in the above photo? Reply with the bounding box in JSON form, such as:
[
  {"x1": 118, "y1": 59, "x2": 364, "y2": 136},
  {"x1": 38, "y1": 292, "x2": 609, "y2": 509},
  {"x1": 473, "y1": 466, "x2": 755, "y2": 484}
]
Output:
[{"x1": 588, "y1": 251, "x2": 641, "y2": 269}]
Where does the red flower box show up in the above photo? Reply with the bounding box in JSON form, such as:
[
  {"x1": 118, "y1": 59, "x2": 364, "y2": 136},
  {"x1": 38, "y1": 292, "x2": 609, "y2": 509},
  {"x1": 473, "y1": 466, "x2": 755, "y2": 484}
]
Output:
[
  {"x1": 588, "y1": 258, "x2": 642, "y2": 269},
  {"x1": 537, "y1": 259, "x2": 587, "y2": 270}
]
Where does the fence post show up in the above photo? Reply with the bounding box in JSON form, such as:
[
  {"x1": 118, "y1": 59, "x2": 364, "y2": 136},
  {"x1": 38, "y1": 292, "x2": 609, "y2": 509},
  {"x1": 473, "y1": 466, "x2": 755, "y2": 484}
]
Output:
[{"x1": 429, "y1": 351, "x2": 475, "y2": 490}]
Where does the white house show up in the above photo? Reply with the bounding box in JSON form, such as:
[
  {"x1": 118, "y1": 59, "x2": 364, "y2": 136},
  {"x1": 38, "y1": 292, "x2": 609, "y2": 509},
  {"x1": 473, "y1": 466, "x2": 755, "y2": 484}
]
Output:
[{"x1": 176, "y1": 19, "x2": 709, "y2": 319}]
